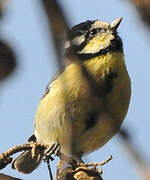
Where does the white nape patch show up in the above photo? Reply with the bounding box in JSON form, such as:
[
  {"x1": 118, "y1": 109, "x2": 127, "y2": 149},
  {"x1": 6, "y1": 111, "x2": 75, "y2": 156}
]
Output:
[
  {"x1": 65, "y1": 40, "x2": 71, "y2": 49},
  {"x1": 65, "y1": 34, "x2": 85, "y2": 49},
  {"x1": 72, "y1": 34, "x2": 85, "y2": 46}
]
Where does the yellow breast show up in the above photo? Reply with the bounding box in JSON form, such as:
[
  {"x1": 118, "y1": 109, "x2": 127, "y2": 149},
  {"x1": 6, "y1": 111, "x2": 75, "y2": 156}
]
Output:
[
  {"x1": 84, "y1": 52, "x2": 131, "y2": 122},
  {"x1": 34, "y1": 52, "x2": 131, "y2": 156}
]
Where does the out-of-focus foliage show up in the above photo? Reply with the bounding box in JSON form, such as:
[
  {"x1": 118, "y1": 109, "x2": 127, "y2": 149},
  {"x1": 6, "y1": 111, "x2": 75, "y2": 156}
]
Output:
[
  {"x1": 0, "y1": 41, "x2": 16, "y2": 80},
  {"x1": 130, "y1": 0, "x2": 150, "y2": 27},
  {"x1": 0, "y1": 0, "x2": 17, "y2": 80}
]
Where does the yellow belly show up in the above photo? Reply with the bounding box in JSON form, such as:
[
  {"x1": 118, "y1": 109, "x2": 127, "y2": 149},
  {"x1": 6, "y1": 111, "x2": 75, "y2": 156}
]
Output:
[{"x1": 34, "y1": 52, "x2": 131, "y2": 158}]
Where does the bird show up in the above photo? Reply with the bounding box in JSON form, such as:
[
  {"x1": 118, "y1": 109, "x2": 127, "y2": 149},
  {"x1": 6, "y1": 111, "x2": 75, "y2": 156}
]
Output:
[{"x1": 12, "y1": 17, "x2": 131, "y2": 174}]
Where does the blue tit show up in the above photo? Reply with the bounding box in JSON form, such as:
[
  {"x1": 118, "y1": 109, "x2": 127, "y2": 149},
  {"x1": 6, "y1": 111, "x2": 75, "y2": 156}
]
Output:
[{"x1": 12, "y1": 17, "x2": 131, "y2": 174}]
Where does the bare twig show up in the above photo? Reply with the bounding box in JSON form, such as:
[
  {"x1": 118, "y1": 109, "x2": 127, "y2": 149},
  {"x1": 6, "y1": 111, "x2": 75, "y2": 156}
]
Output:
[
  {"x1": 40, "y1": 0, "x2": 69, "y2": 68},
  {"x1": 0, "y1": 173, "x2": 22, "y2": 180},
  {"x1": 77, "y1": 155, "x2": 113, "y2": 168},
  {"x1": 55, "y1": 151, "x2": 112, "y2": 180},
  {"x1": 0, "y1": 141, "x2": 111, "y2": 180},
  {"x1": 0, "y1": 142, "x2": 48, "y2": 170}
]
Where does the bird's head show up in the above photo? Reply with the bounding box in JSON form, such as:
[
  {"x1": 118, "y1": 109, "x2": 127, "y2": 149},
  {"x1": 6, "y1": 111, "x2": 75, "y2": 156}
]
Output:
[{"x1": 65, "y1": 17, "x2": 123, "y2": 59}]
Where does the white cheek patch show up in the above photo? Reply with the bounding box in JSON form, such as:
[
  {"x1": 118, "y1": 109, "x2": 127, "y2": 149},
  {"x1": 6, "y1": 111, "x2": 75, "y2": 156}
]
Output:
[{"x1": 65, "y1": 34, "x2": 85, "y2": 49}]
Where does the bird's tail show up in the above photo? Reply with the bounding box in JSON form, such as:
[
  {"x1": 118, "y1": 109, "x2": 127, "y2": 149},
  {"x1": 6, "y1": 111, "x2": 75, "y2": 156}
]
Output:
[{"x1": 12, "y1": 147, "x2": 44, "y2": 174}]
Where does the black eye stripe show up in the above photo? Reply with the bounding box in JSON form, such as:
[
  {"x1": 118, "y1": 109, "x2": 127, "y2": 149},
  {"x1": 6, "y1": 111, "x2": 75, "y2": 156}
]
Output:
[
  {"x1": 86, "y1": 28, "x2": 104, "y2": 39},
  {"x1": 89, "y1": 29, "x2": 98, "y2": 36},
  {"x1": 68, "y1": 20, "x2": 94, "y2": 39}
]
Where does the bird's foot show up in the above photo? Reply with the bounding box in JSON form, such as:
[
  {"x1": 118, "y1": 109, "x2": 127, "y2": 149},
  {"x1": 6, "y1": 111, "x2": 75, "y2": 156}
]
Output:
[{"x1": 43, "y1": 142, "x2": 61, "y2": 162}]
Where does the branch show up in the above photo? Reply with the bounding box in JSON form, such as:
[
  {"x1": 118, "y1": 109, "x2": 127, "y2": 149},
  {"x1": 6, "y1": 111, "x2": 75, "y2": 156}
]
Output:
[
  {"x1": 0, "y1": 142, "x2": 48, "y2": 170},
  {"x1": 129, "y1": 0, "x2": 150, "y2": 28},
  {"x1": 0, "y1": 173, "x2": 21, "y2": 180},
  {"x1": 0, "y1": 142, "x2": 113, "y2": 180},
  {"x1": 56, "y1": 153, "x2": 112, "y2": 180}
]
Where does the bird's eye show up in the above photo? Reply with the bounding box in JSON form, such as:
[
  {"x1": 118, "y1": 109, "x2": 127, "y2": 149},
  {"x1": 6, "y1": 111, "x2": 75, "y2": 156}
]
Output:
[{"x1": 89, "y1": 29, "x2": 98, "y2": 36}]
